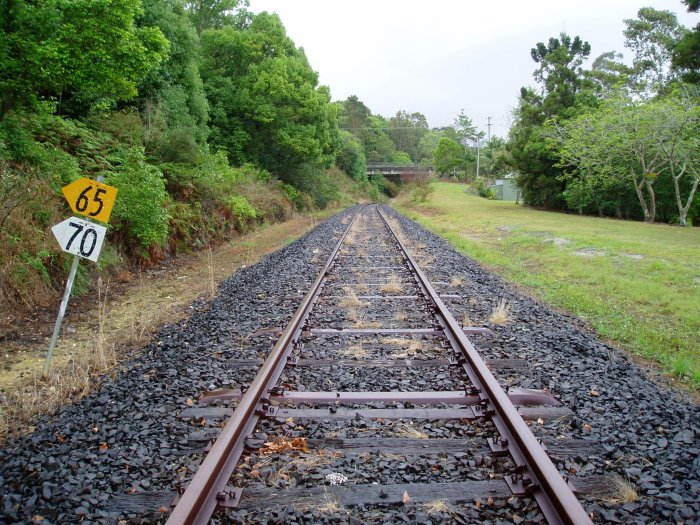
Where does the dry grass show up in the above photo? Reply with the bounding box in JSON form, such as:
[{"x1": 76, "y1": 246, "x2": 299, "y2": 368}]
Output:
[
  {"x1": 423, "y1": 499, "x2": 454, "y2": 516},
  {"x1": 353, "y1": 316, "x2": 382, "y2": 329},
  {"x1": 384, "y1": 337, "x2": 425, "y2": 358},
  {"x1": 393, "y1": 311, "x2": 408, "y2": 322},
  {"x1": 394, "y1": 422, "x2": 428, "y2": 439},
  {"x1": 313, "y1": 490, "x2": 349, "y2": 515},
  {"x1": 380, "y1": 276, "x2": 403, "y2": 293},
  {"x1": 417, "y1": 254, "x2": 436, "y2": 266},
  {"x1": 450, "y1": 277, "x2": 464, "y2": 287},
  {"x1": 339, "y1": 342, "x2": 370, "y2": 359},
  {"x1": 602, "y1": 475, "x2": 639, "y2": 504},
  {"x1": 468, "y1": 297, "x2": 478, "y2": 307},
  {"x1": 338, "y1": 286, "x2": 362, "y2": 308},
  {"x1": 0, "y1": 286, "x2": 118, "y2": 441},
  {"x1": 488, "y1": 298, "x2": 512, "y2": 325},
  {"x1": 462, "y1": 313, "x2": 474, "y2": 327},
  {"x1": 207, "y1": 245, "x2": 216, "y2": 299}
]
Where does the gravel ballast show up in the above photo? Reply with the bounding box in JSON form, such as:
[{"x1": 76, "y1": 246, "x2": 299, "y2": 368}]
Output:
[{"x1": 0, "y1": 205, "x2": 697, "y2": 525}]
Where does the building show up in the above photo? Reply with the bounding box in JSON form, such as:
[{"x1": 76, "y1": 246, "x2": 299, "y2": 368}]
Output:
[{"x1": 489, "y1": 174, "x2": 520, "y2": 201}]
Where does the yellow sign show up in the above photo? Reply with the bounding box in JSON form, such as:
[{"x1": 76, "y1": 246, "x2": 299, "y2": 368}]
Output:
[{"x1": 61, "y1": 178, "x2": 118, "y2": 223}]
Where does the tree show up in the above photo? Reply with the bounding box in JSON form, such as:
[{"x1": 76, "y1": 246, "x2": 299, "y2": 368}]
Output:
[
  {"x1": 200, "y1": 12, "x2": 339, "y2": 178},
  {"x1": 386, "y1": 110, "x2": 428, "y2": 163},
  {"x1": 137, "y1": 0, "x2": 210, "y2": 160},
  {"x1": 336, "y1": 130, "x2": 367, "y2": 182},
  {"x1": 673, "y1": 0, "x2": 700, "y2": 84},
  {"x1": 623, "y1": 7, "x2": 688, "y2": 95},
  {"x1": 0, "y1": 0, "x2": 169, "y2": 118},
  {"x1": 433, "y1": 137, "x2": 463, "y2": 176},
  {"x1": 654, "y1": 93, "x2": 700, "y2": 226},
  {"x1": 417, "y1": 130, "x2": 443, "y2": 166},
  {"x1": 185, "y1": 0, "x2": 250, "y2": 35},
  {"x1": 555, "y1": 91, "x2": 700, "y2": 224},
  {"x1": 453, "y1": 110, "x2": 478, "y2": 145},
  {"x1": 531, "y1": 33, "x2": 591, "y2": 115}
]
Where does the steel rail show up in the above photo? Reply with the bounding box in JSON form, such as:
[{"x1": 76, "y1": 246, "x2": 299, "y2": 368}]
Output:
[
  {"x1": 376, "y1": 206, "x2": 592, "y2": 525},
  {"x1": 166, "y1": 206, "x2": 364, "y2": 525}
]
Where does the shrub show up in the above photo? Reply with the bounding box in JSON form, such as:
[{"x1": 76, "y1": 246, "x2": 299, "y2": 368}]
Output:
[
  {"x1": 382, "y1": 179, "x2": 401, "y2": 198},
  {"x1": 226, "y1": 194, "x2": 258, "y2": 229},
  {"x1": 106, "y1": 146, "x2": 170, "y2": 252}
]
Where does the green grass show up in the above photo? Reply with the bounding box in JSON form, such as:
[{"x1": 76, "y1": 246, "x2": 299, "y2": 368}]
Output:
[{"x1": 395, "y1": 181, "x2": 700, "y2": 388}]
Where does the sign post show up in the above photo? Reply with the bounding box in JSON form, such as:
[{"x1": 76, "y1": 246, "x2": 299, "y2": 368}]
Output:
[{"x1": 43, "y1": 177, "x2": 117, "y2": 377}]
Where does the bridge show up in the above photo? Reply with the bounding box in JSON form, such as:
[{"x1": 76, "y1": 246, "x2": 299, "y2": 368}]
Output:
[{"x1": 367, "y1": 163, "x2": 434, "y2": 183}]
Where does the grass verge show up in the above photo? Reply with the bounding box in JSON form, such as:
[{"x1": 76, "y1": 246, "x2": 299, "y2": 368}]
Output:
[{"x1": 395, "y1": 181, "x2": 700, "y2": 389}]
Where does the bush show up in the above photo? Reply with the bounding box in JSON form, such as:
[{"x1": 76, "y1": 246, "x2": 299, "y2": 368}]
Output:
[
  {"x1": 382, "y1": 179, "x2": 401, "y2": 198},
  {"x1": 226, "y1": 194, "x2": 258, "y2": 229},
  {"x1": 474, "y1": 178, "x2": 497, "y2": 200},
  {"x1": 286, "y1": 163, "x2": 340, "y2": 209},
  {"x1": 106, "y1": 147, "x2": 170, "y2": 252},
  {"x1": 411, "y1": 183, "x2": 434, "y2": 203}
]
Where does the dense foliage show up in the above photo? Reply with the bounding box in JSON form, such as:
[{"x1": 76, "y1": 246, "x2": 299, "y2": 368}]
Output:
[
  {"x1": 504, "y1": 5, "x2": 700, "y2": 225},
  {"x1": 0, "y1": 0, "x2": 368, "y2": 309}
]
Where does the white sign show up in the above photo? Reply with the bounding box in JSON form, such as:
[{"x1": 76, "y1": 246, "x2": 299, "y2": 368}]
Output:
[{"x1": 52, "y1": 216, "x2": 107, "y2": 262}]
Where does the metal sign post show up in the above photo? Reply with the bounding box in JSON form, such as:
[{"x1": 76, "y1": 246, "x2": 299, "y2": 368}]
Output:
[
  {"x1": 43, "y1": 255, "x2": 80, "y2": 377},
  {"x1": 43, "y1": 176, "x2": 117, "y2": 377}
]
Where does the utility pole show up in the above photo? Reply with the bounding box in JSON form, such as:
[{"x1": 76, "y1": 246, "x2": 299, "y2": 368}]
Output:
[{"x1": 487, "y1": 116, "x2": 492, "y2": 144}]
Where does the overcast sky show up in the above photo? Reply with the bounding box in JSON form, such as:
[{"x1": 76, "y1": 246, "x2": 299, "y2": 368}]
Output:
[{"x1": 246, "y1": 1, "x2": 698, "y2": 138}]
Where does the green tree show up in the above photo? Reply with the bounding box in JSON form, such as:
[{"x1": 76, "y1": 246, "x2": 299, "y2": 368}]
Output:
[
  {"x1": 673, "y1": 0, "x2": 700, "y2": 84},
  {"x1": 555, "y1": 91, "x2": 700, "y2": 224},
  {"x1": 386, "y1": 110, "x2": 428, "y2": 163},
  {"x1": 417, "y1": 130, "x2": 443, "y2": 165},
  {"x1": 137, "y1": 0, "x2": 209, "y2": 160},
  {"x1": 506, "y1": 33, "x2": 592, "y2": 208},
  {"x1": 185, "y1": 0, "x2": 250, "y2": 35},
  {"x1": 335, "y1": 130, "x2": 367, "y2": 182},
  {"x1": 0, "y1": 0, "x2": 169, "y2": 118},
  {"x1": 433, "y1": 137, "x2": 463, "y2": 176},
  {"x1": 200, "y1": 12, "x2": 339, "y2": 180},
  {"x1": 623, "y1": 7, "x2": 688, "y2": 95}
]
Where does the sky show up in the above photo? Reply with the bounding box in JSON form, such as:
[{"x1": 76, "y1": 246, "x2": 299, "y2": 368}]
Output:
[{"x1": 246, "y1": 0, "x2": 698, "y2": 139}]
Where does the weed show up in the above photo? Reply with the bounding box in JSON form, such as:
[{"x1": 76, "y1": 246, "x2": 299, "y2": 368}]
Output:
[
  {"x1": 603, "y1": 475, "x2": 638, "y2": 504},
  {"x1": 489, "y1": 299, "x2": 511, "y2": 325},
  {"x1": 394, "y1": 422, "x2": 428, "y2": 439},
  {"x1": 339, "y1": 286, "x2": 362, "y2": 308},
  {"x1": 462, "y1": 313, "x2": 474, "y2": 327},
  {"x1": 380, "y1": 276, "x2": 403, "y2": 293}
]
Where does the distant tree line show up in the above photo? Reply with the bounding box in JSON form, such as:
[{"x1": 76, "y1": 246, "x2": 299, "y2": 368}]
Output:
[{"x1": 504, "y1": 2, "x2": 700, "y2": 225}]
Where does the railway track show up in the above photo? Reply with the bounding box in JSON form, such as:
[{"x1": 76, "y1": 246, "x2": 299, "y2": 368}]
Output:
[{"x1": 164, "y1": 204, "x2": 593, "y2": 524}]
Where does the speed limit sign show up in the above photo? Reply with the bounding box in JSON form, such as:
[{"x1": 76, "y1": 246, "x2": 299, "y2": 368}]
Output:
[
  {"x1": 51, "y1": 216, "x2": 107, "y2": 262},
  {"x1": 61, "y1": 177, "x2": 118, "y2": 223}
]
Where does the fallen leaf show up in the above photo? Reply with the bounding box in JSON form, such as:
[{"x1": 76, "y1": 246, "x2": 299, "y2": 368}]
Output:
[
  {"x1": 475, "y1": 499, "x2": 482, "y2": 509},
  {"x1": 32, "y1": 516, "x2": 44, "y2": 524},
  {"x1": 590, "y1": 389, "x2": 600, "y2": 397},
  {"x1": 158, "y1": 506, "x2": 170, "y2": 513},
  {"x1": 487, "y1": 496, "x2": 494, "y2": 506},
  {"x1": 584, "y1": 423, "x2": 592, "y2": 432},
  {"x1": 92, "y1": 426, "x2": 99, "y2": 433},
  {"x1": 99, "y1": 443, "x2": 108, "y2": 452},
  {"x1": 56, "y1": 435, "x2": 65, "y2": 444},
  {"x1": 537, "y1": 418, "x2": 544, "y2": 425},
  {"x1": 403, "y1": 491, "x2": 411, "y2": 504},
  {"x1": 185, "y1": 398, "x2": 194, "y2": 406}
]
